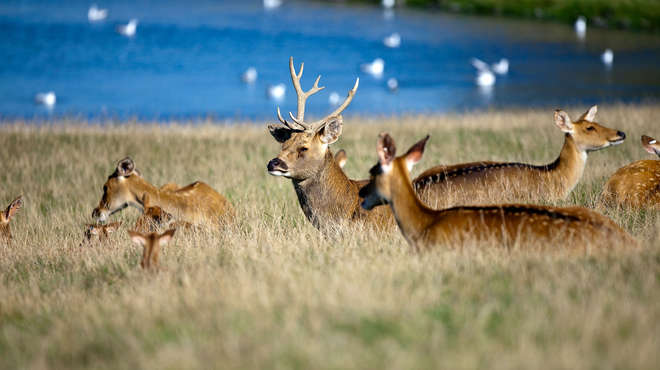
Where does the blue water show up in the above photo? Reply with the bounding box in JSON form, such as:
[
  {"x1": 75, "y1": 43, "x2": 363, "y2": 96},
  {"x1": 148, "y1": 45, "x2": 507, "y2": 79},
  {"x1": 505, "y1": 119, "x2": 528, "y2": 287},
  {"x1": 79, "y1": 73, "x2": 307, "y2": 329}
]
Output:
[{"x1": 2, "y1": 0, "x2": 660, "y2": 121}]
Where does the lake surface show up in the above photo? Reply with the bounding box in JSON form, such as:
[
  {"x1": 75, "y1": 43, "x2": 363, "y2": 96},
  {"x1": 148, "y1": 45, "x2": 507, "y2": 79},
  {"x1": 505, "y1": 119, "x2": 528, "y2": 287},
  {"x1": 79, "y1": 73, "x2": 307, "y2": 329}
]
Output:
[{"x1": 2, "y1": 0, "x2": 660, "y2": 121}]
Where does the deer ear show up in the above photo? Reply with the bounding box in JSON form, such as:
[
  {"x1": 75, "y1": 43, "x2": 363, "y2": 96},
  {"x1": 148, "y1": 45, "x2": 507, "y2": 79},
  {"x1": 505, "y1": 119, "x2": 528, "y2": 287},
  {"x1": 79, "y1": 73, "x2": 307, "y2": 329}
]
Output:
[
  {"x1": 554, "y1": 110, "x2": 574, "y2": 133},
  {"x1": 642, "y1": 135, "x2": 659, "y2": 155},
  {"x1": 404, "y1": 135, "x2": 429, "y2": 171},
  {"x1": 320, "y1": 116, "x2": 343, "y2": 144},
  {"x1": 579, "y1": 105, "x2": 598, "y2": 122},
  {"x1": 86, "y1": 224, "x2": 100, "y2": 235},
  {"x1": 5, "y1": 196, "x2": 23, "y2": 221},
  {"x1": 128, "y1": 230, "x2": 147, "y2": 246},
  {"x1": 117, "y1": 157, "x2": 135, "y2": 177},
  {"x1": 334, "y1": 149, "x2": 347, "y2": 169},
  {"x1": 377, "y1": 133, "x2": 396, "y2": 165},
  {"x1": 268, "y1": 124, "x2": 293, "y2": 143},
  {"x1": 158, "y1": 229, "x2": 176, "y2": 247}
]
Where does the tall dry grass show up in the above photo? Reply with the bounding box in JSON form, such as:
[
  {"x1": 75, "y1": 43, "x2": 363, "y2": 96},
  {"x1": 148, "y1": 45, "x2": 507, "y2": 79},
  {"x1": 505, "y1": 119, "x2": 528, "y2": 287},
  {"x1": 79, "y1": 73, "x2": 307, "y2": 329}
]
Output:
[{"x1": 0, "y1": 104, "x2": 659, "y2": 369}]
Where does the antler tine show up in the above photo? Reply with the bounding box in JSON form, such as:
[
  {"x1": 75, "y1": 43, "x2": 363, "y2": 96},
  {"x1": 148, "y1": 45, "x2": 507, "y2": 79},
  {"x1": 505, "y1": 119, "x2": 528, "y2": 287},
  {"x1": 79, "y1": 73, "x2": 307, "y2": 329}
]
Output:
[
  {"x1": 307, "y1": 77, "x2": 359, "y2": 132},
  {"x1": 276, "y1": 106, "x2": 305, "y2": 131},
  {"x1": 287, "y1": 56, "x2": 325, "y2": 130}
]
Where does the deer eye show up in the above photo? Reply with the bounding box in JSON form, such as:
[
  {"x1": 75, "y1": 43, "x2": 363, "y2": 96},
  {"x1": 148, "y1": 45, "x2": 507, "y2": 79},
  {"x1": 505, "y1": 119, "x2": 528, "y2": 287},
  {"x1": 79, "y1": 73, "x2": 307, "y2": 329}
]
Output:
[
  {"x1": 586, "y1": 126, "x2": 595, "y2": 131},
  {"x1": 298, "y1": 147, "x2": 308, "y2": 154}
]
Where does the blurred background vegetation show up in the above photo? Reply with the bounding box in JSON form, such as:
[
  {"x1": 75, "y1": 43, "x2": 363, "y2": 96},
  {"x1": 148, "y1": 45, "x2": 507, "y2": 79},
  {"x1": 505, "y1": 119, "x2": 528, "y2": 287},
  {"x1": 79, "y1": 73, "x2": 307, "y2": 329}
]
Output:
[{"x1": 360, "y1": 0, "x2": 660, "y2": 32}]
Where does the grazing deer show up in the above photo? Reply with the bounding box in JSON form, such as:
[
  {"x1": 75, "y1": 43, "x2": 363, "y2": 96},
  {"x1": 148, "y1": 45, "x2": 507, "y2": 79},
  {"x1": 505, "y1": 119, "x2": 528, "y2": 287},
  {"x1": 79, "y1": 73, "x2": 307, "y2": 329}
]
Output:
[
  {"x1": 92, "y1": 157, "x2": 233, "y2": 226},
  {"x1": 134, "y1": 194, "x2": 193, "y2": 232},
  {"x1": 0, "y1": 196, "x2": 23, "y2": 244},
  {"x1": 267, "y1": 57, "x2": 392, "y2": 230},
  {"x1": 360, "y1": 133, "x2": 635, "y2": 251},
  {"x1": 599, "y1": 135, "x2": 660, "y2": 209},
  {"x1": 80, "y1": 222, "x2": 122, "y2": 246},
  {"x1": 128, "y1": 229, "x2": 176, "y2": 270},
  {"x1": 413, "y1": 106, "x2": 626, "y2": 208}
]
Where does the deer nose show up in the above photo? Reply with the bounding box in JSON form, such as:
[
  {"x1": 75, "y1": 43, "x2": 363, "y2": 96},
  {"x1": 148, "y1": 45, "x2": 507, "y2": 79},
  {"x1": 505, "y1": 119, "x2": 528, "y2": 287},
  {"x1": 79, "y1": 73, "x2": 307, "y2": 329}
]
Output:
[
  {"x1": 617, "y1": 131, "x2": 626, "y2": 140},
  {"x1": 92, "y1": 208, "x2": 100, "y2": 219},
  {"x1": 267, "y1": 158, "x2": 288, "y2": 172}
]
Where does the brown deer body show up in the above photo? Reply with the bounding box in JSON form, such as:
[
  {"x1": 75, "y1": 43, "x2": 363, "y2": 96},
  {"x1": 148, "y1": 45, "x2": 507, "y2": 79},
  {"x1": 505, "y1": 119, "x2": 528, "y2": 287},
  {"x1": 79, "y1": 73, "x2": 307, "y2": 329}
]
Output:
[
  {"x1": 92, "y1": 158, "x2": 233, "y2": 226},
  {"x1": 600, "y1": 135, "x2": 660, "y2": 209},
  {"x1": 413, "y1": 106, "x2": 626, "y2": 208},
  {"x1": 0, "y1": 196, "x2": 23, "y2": 244},
  {"x1": 128, "y1": 229, "x2": 176, "y2": 270},
  {"x1": 360, "y1": 134, "x2": 635, "y2": 252},
  {"x1": 267, "y1": 57, "x2": 392, "y2": 230}
]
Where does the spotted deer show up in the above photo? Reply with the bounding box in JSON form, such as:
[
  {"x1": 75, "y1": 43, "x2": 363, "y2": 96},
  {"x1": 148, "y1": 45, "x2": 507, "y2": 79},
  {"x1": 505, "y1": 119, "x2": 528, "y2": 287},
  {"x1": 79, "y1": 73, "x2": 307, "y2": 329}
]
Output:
[
  {"x1": 92, "y1": 157, "x2": 233, "y2": 226},
  {"x1": 80, "y1": 222, "x2": 122, "y2": 246},
  {"x1": 128, "y1": 228, "x2": 176, "y2": 270},
  {"x1": 413, "y1": 106, "x2": 626, "y2": 208},
  {"x1": 267, "y1": 57, "x2": 392, "y2": 230},
  {"x1": 599, "y1": 135, "x2": 660, "y2": 209},
  {"x1": 134, "y1": 194, "x2": 193, "y2": 232},
  {"x1": 360, "y1": 133, "x2": 635, "y2": 252},
  {"x1": 0, "y1": 196, "x2": 23, "y2": 244}
]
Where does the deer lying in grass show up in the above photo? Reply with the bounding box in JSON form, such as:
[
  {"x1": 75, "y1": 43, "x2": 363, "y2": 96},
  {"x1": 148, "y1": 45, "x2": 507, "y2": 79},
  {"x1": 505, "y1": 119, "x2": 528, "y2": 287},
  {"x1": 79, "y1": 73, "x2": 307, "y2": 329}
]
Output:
[
  {"x1": 413, "y1": 106, "x2": 626, "y2": 208},
  {"x1": 128, "y1": 229, "x2": 176, "y2": 270},
  {"x1": 599, "y1": 135, "x2": 660, "y2": 209},
  {"x1": 267, "y1": 57, "x2": 392, "y2": 230},
  {"x1": 92, "y1": 157, "x2": 233, "y2": 227},
  {"x1": 360, "y1": 133, "x2": 635, "y2": 252},
  {"x1": 134, "y1": 194, "x2": 193, "y2": 232},
  {"x1": 0, "y1": 196, "x2": 23, "y2": 244},
  {"x1": 80, "y1": 222, "x2": 122, "y2": 246}
]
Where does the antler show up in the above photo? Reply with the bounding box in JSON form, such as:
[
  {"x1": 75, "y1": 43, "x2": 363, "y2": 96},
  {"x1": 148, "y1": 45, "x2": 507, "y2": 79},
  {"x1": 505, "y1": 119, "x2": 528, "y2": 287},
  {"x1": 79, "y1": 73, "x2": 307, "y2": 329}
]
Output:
[
  {"x1": 274, "y1": 57, "x2": 359, "y2": 133},
  {"x1": 304, "y1": 77, "x2": 359, "y2": 132},
  {"x1": 288, "y1": 56, "x2": 325, "y2": 130}
]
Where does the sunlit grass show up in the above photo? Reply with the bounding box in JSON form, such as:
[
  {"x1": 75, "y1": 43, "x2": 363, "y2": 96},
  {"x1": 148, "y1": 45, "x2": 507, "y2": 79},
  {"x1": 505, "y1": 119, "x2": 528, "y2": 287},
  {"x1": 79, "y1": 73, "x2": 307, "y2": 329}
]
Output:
[{"x1": 0, "y1": 104, "x2": 659, "y2": 369}]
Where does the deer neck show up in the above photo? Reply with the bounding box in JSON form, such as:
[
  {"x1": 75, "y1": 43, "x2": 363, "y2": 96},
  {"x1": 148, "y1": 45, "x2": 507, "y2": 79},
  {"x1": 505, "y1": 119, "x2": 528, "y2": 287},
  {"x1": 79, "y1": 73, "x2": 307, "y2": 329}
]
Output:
[
  {"x1": 292, "y1": 150, "x2": 357, "y2": 228},
  {"x1": 388, "y1": 164, "x2": 436, "y2": 245},
  {"x1": 126, "y1": 176, "x2": 161, "y2": 210},
  {"x1": 547, "y1": 134, "x2": 587, "y2": 196}
]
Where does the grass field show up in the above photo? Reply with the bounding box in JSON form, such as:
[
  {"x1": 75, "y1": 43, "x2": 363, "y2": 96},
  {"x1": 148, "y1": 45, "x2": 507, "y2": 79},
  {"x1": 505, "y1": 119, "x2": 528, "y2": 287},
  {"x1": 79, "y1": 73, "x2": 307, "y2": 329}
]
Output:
[{"x1": 1, "y1": 104, "x2": 659, "y2": 369}]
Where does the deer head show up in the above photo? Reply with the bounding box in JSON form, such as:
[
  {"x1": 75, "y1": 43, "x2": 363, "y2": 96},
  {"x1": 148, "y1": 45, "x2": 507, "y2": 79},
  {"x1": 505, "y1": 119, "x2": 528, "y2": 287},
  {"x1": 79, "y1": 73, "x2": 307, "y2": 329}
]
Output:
[
  {"x1": 642, "y1": 135, "x2": 660, "y2": 157},
  {"x1": 267, "y1": 57, "x2": 359, "y2": 180},
  {"x1": 92, "y1": 157, "x2": 143, "y2": 223},
  {"x1": 553, "y1": 106, "x2": 625, "y2": 152},
  {"x1": 128, "y1": 228, "x2": 176, "y2": 270},
  {"x1": 0, "y1": 196, "x2": 23, "y2": 243},
  {"x1": 134, "y1": 194, "x2": 174, "y2": 232},
  {"x1": 360, "y1": 134, "x2": 429, "y2": 210},
  {"x1": 81, "y1": 221, "x2": 123, "y2": 246}
]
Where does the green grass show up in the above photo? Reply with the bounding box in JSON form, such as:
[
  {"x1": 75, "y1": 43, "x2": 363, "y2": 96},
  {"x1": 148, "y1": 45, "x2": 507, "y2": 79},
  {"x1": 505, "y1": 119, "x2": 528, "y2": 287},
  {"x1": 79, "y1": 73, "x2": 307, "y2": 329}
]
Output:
[
  {"x1": 377, "y1": 0, "x2": 660, "y2": 32},
  {"x1": 1, "y1": 104, "x2": 660, "y2": 369}
]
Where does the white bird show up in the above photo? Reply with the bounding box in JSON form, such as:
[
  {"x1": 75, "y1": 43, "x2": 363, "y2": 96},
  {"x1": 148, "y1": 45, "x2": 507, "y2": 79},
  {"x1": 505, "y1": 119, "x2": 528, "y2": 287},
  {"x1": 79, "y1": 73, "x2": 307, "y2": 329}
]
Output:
[
  {"x1": 601, "y1": 49, "x2": 614, "y2": 66},
  {"x1": 328, "y1": 92, "x2": 340, "y2": 106},
  {"x1": 361, "y1": 58, "x2": 385, "y2": 78},
  {"x1": 35, "y1": 91, "x2": 56, "y2": 107},
  {"x1": 263, "y1": 0, "x2": 282, "y2": 10},
  {"x1": 492, "y1": 58, "x2": 509, "y2": 75},
  {"x1": 387, "y1": 78, "x2": 398, "y2": 92},
  {"x1": 383, "y1": 32, "x2": 401, "y2": 48},
  {"x1": 382, "y1": 0, "x2": 395, "y2": 9},
  {"x1": 575, "y1": 16, "x2": 587, "y2": 39},
  {"x1": 88, "y1": 4, "x2": 108, "y2": 22},
  {"x1": 117, "y1": 19, "x2": 138, "y2": 37},
  {"x1": 471, "y1": 58, "x2": 496, "y2": 87},
  {"x1": 267, "y1": 84, "x2": 286, "y2": 101},
  {"x1": 242, "y1": 67, "x2": 258, "y2": 84}
]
